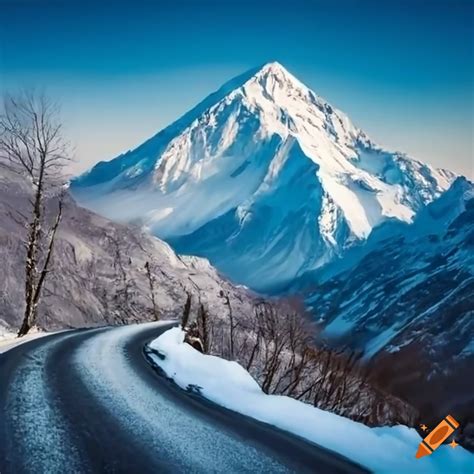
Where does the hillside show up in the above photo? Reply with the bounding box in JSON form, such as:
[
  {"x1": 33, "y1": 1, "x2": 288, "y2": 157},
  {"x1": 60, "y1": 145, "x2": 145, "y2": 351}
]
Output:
[{"x1": 0, "y1": 169, "x2": 256, "y2": 332}]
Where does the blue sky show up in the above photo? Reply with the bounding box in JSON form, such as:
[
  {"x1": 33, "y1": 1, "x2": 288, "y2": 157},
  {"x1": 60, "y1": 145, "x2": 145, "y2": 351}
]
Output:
[{"x1": 0, "y1": 0, "x2": 472, "y2": 177}]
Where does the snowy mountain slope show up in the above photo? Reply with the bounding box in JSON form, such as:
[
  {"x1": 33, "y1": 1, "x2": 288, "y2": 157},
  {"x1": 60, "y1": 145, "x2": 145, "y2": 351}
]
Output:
[
  {"x1": 306, "y1": 177, "x2": 473, "y2": 355},
  {"x1": 302, "y1": 178, "x2": 474, "y2": 434},
  {"x1": 294, "y1": 176, "x2": 474, "y2": 285},
  {"x1": 0, "y1": 169, "x2": 257, "y2": 332},
  {"x1": 71, "y1": 62, "x2": 455, "y2": 292}
]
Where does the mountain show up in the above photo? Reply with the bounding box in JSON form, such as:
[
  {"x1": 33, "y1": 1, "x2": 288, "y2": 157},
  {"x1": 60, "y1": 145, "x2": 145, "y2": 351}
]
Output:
[
  {"x1": 0, "y1": 169, "x2": 256, "y2": 332},
  {"x1": 305, "y1": 177, "x2": 473, "y2": 358},
  {"x1": 71, "y1": 62, "x2": 455, "y2": 292}
]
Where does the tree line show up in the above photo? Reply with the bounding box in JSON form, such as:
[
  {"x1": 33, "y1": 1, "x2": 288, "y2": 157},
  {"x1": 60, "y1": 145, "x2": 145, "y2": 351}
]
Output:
[{"x1": 180, "y1": 292, "x2": 417, "y2": 426}]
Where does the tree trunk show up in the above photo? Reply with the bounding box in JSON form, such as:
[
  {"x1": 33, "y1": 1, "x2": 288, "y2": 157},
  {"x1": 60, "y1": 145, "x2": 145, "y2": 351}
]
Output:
[
  {"x1": 18, "y1": 166, "x2": 44, "y2": 337},
  {"x1": 145, "y1": 261, "x2": 159, "y2": 320}
]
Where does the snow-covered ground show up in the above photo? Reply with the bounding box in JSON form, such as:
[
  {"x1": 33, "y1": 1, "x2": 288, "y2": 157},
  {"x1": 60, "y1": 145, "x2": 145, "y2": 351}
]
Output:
[
  {"x1": 148, "y1": 328, "x2": 474, "y2": 474},
  {"x1": 0, "y1": 321, "x2": 63, "y2": 354}
]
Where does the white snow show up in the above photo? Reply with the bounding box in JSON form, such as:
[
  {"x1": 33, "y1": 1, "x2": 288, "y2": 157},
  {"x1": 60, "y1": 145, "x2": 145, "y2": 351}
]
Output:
[
  {"x1": 0, "y1": 322, "x2": 63, "y2": 354},
  {"x1": 149, "y1": 328, "x2": 474, "y2": 474}
]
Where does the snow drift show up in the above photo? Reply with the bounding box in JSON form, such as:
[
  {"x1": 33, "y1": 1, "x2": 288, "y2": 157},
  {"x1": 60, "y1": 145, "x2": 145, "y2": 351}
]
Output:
[{"x1": 148, "y1": 328, "x2": 474, "y2": 474}]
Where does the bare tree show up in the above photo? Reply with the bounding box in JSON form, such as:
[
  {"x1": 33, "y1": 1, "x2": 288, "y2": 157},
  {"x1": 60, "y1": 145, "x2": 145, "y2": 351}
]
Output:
[
  {"x1": 181, "y1": 291, "x2": 192, "y2": 329},
  {"x1": 197, "y1": 302, "x2": 210, "y2": 353},
  {"x1": 245, "y1": 307, "x2": 262, "y2": 371},
  {"x1": 0, "y1": 91, "x2": 72, "y2": 336},
  {"x1": 175, "y1": 292, "x2": 414, "y2": 426},
  {"x1": 219, "y1": 290, "x2": 238, "y2": 359},
  {"x1": 144, "y1": 260, "x2": 159, "y2": 320},
  {"x1": 107, "y1": 233, "x2": 138, "y2": 323}
]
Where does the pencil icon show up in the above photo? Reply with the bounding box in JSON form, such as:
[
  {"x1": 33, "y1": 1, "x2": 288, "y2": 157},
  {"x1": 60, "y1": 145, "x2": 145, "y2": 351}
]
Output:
[{"x1": 416, "y1": 415, "x2": 459, "y2": 459}]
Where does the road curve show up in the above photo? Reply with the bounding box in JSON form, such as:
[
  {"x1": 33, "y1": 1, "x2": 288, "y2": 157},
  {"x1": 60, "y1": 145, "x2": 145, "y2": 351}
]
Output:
[{"x1": 0, "y1": 322, "x2": 368, "y2": 474}]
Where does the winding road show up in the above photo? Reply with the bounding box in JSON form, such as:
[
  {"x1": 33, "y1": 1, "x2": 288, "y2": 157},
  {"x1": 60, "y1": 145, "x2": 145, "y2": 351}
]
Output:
[{"x1": 0, "y1": 322, "x2": 368, "y2": 473}]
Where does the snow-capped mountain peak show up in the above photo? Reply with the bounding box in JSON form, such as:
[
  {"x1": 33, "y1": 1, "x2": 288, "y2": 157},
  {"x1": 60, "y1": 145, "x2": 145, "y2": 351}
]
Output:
[
  {"x1": 186, "y1": 61, "x2": 362, "y2": 162},
  {"x1": 72, "y1": 62, "x2": 456, "y2": 291},
  {"x1": 233, "y1": 60, "x2": 320, "y2": 107}
]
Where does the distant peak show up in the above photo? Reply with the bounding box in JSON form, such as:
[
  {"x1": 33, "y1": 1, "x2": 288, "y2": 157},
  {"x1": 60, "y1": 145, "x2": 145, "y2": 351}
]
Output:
[
  {"x1": 259, "y1": 61, "x2": 286, "y2": 72},
  {"x1": 243, "y1": 61, "x2": 310, "y2": 97},
  {"x1": 187, "y1": 61, "x2": 304, "y2": 113},
  {"x1": 254, "y1": 61, "x2": 294, "y2": 79}
]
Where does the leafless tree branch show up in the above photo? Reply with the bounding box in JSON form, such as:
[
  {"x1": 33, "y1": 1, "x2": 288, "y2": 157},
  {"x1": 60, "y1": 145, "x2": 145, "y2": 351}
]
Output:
[{"x1": 0, "y1": 90, "x2": 72, "y2": 336}]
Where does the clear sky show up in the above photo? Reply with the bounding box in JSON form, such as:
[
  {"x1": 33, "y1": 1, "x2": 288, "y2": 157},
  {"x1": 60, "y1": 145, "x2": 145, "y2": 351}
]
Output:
[{"x1": 0, "y1": 0, "x2": 472, "y2": 177}]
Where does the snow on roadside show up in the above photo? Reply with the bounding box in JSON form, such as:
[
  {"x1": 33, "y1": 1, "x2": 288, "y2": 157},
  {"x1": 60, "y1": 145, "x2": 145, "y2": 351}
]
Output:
[
  {"x1": 0, "y1": 321, "x2": 63, "y2": 354},
  {"x1": 148, "y1": 327, "x2": 474, "y2": 474}
]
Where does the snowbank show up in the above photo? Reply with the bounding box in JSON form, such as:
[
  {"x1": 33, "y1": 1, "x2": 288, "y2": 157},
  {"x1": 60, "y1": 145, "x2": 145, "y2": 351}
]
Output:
[
  {"x1": 0, "y1": 322, "x2": 61, "y2": 354},
  {"x1": 149, "y1": 328, "x2": 474, "y2": 474}
]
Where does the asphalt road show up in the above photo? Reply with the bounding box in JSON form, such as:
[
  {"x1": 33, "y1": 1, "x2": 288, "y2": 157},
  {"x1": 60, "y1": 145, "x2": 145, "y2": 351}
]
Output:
[{"x1": 0, "y1": 322, "x2": 369, "y2": 474}]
